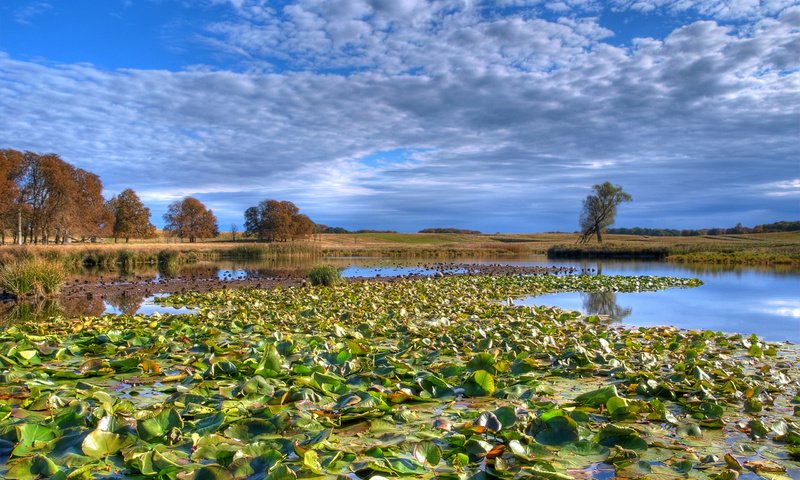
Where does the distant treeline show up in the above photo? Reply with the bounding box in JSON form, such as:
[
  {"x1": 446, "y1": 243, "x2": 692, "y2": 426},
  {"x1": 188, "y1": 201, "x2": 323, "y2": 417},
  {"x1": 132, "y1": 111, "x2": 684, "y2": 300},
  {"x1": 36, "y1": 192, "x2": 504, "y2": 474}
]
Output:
[
  {"x1": 608, "y1": 221, "x2": 800, "y2": 237},
  {"x1": 313, "y1": 225, "x2": 399, "y2": 234},
  {"x1": 418, "y1": 228, "x2": 482, "y2": 234}
]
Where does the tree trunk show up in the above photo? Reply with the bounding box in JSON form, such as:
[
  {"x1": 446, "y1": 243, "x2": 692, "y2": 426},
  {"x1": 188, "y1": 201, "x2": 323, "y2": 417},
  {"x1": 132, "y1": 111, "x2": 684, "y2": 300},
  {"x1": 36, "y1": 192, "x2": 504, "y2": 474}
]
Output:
[{"x1": 17, "y1": 210, "x2": 22, "y2": 245}]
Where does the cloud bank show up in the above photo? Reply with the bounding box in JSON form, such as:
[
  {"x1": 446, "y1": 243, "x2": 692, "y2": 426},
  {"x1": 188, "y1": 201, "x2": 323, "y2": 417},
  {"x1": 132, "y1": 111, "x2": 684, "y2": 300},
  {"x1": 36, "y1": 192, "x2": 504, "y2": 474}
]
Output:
[{"x1": 0, "y1": 0, "x2": 798, "y2": 231}]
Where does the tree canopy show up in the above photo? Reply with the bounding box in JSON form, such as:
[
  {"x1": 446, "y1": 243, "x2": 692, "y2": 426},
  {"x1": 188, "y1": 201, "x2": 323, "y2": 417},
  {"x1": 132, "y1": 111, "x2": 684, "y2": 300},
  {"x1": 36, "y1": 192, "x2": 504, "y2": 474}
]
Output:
[
  {"x1": 163, "y1": 197, "x2": 218, "y2": 242},
  {"x1": 107, "y1": 189, "x2": 156, "y2": 242},
  {"x1": 0, "y1": 149, "x2": 111, "y2": 244},
  {"x1": 244, "y1": 200, "x2": 314, "y2": 242},
  {"x1": 579, "y1": 182, "x2": 632, "y2": 243}
]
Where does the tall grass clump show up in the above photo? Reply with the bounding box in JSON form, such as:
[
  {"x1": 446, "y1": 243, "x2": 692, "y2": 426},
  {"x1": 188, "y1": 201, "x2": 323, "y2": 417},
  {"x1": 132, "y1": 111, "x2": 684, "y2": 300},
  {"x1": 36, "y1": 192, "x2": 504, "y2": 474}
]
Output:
[
  {"x1": 308, "y1": 264, "x2": 342, "y2": 286},
  {"x1": 0, "y1": 259, "x2": 67, "y2": 298}
]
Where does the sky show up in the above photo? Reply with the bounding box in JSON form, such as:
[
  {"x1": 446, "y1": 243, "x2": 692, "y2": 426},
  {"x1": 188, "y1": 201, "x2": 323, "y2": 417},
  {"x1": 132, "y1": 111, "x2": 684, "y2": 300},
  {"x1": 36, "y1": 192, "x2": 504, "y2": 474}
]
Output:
[{"x1": 0, "y1": 0, "x2": 798, "y2": 233}]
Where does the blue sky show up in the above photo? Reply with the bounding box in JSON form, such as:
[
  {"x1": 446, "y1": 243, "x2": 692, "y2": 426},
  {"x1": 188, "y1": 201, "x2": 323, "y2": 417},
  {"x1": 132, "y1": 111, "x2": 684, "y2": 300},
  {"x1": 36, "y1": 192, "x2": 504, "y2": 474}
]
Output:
[{"x1": 1, "y1": 0, "x2": 798, "y2": 232}]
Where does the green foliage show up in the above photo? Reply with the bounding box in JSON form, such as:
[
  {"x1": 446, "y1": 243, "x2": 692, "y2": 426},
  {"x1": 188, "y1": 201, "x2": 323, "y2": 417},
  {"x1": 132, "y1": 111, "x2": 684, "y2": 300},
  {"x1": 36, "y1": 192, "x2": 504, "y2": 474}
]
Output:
[
  {"x1": 579, "y1": 182, "x2": 632, "y2": 243},
  {"x1": 307, "y1": 264, "x2": 341, "y2": 286},
  {"x1": 0, "y1": 258, "x2": 66, "y2": 297},
  {"x1": 0, "y1": 274, "x2": 797, "y2": 479}
]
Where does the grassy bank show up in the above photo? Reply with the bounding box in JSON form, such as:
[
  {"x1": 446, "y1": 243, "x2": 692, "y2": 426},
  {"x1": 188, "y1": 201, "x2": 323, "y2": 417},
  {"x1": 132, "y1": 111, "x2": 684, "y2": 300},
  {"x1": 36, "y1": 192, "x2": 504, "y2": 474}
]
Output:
[
  {"x1": 0, "y1": 242, "x2": 322, "y2": 269},
  {"x1": 1, "y1": 232, "x2": 798, "y2": 267}
]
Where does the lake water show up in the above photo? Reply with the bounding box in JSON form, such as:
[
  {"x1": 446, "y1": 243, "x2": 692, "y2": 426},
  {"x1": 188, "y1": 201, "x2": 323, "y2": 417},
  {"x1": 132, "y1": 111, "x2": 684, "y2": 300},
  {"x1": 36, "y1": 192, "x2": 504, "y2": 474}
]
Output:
[{"x1": 2, "y1": 256, "x2": 797, "y2": 343}]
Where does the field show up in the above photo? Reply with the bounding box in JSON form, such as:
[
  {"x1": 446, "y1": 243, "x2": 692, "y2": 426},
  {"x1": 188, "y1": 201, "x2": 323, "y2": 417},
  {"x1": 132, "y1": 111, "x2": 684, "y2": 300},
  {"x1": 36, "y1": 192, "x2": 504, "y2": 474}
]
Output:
[{"x1": 0, "y1": 232, "x2": 798, "y2": 274}]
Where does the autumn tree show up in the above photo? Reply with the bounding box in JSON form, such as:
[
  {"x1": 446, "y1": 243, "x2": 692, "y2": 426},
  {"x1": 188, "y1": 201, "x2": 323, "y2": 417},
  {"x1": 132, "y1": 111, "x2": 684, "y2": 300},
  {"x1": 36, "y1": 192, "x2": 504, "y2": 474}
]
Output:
[
  {"x1": 0, "y1": 149, "x2": 25, "y2": 244},
  {"x1": 107, "y1": 189, "x2": 155, "y2": 242},
  {"x1": 163, "y1": 197, "x2": 218, "y2": 242},
  {"x1": 244, "y1": 200, "x2": 314, "y2": 242},
  {"x1": 579, "y1": 182, "x2": 632, "y2": 243}
]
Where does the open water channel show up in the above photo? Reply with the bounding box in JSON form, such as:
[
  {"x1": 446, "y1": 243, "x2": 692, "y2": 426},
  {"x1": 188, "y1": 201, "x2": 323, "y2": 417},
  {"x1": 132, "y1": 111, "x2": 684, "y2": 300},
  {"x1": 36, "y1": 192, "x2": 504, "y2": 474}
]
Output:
[{"x1": 2, "y1": 256, "x2": 798, "y2": 343}]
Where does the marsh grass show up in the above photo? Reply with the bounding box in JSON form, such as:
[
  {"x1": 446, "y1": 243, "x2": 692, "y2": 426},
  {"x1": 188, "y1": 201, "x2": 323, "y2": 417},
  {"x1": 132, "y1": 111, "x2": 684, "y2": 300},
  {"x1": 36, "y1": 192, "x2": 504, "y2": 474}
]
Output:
[
  {"x1": 0, "y1": 258, "x2": 67, "y2": 297},
  {"x1": 308, "y1": 264, "x2": 342, "y2": 286}
]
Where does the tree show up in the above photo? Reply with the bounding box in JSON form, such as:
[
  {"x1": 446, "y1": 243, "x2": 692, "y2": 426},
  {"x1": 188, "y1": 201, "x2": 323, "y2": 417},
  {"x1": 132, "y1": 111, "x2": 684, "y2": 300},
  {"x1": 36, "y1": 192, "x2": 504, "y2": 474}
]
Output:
[
  {"x1": 579, "y1": 182, "x2": 632, "y2": 243},
  {"x1": 107, "y1": 189, "x2": 155, "y2": 243},
  {"x1": 243, "y1": 200, "x2": 314, "y2": 242},
  {"x1": 163, "y1": 197, "x2": 218, "y2": 242},
  {"x1": 0, "y1": 149, "x2": 25, "y2": 244}
]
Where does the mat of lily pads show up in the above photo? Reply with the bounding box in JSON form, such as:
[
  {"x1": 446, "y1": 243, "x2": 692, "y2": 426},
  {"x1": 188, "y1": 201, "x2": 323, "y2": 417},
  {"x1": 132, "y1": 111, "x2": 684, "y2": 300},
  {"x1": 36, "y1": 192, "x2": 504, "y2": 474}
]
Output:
[{"x1": 0, "y1": 274, "x2": 798, "y2": 480}]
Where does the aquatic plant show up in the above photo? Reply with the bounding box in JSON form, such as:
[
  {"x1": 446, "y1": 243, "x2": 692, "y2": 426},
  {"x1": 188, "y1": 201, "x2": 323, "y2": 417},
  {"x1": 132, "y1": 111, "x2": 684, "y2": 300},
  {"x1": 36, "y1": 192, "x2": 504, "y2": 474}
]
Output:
[
  {"x1": 0, "y1": 274, "x2": 798, "y2": 480},
  {"x1": 0, "y1": 258, "x2": 66, "y2": 297},
  {"x1": 307, "y1": 264, "x2": 342, "y2": 286}
]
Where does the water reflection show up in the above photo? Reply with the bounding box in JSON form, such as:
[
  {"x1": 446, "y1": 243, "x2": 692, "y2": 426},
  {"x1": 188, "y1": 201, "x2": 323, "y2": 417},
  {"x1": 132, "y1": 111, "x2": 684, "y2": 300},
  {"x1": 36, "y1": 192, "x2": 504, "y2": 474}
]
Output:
[
  {"x1": 1, "y1": 256, "x2": 797, "y2": 341},
  {"x1": 582, "y1": 291, "x2": 632, "y2": 321}
]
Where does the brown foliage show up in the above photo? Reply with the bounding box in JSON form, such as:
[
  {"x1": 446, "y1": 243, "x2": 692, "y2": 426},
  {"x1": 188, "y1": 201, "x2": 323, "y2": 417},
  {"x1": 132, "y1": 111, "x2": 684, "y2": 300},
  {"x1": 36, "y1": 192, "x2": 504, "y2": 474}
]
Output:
[
  {"x1": 107, "y1": 189, "x2": 155, "y2": 242},
  {"x1": 163, "y1": 197, "x2": 219, "y2": 242},
  {"x1": 0, "y1": 149, "x2": 110, "y2": 244},
  {"x1": 244, "y1": 199, "x2": 314, "y2": 242}
]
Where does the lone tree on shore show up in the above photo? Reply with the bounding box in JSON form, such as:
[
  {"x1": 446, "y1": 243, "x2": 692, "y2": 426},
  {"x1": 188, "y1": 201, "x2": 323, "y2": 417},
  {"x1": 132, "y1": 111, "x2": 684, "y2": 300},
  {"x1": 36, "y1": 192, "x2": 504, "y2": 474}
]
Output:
[
  {"x1": 579, "y1": 182, "x2": 632, "y2": 243},
  {"x1": 107, "y1": 189, "x2": 155, "y2": 243},
  {"x1": 244, "y1": 200, "x2": 314, "y2": 242},
  {"x1": 163, "y1": 197, "x2": 218, "y2": 242}
]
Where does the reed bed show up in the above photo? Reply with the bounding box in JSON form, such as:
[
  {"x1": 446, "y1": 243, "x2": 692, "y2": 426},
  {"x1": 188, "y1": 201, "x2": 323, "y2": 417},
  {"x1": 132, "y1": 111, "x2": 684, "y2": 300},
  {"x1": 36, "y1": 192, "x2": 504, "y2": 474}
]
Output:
[{"x1": 0, "y1": 258, "x2": 67, "y2": 297}]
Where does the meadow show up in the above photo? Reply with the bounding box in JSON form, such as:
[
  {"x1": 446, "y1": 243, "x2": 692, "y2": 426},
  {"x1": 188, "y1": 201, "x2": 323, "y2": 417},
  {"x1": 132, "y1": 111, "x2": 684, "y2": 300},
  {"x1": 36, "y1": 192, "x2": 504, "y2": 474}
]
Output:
[{"x1": 5, "y1": 231, "x2": 797, "y2": 268}]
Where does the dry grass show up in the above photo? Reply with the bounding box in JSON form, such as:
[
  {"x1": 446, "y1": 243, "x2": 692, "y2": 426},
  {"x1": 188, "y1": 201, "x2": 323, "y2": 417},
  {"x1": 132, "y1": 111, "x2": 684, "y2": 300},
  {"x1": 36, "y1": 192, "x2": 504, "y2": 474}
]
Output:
[{"x1": 0, "y1": 232, "x2": 797, "y2": 265}]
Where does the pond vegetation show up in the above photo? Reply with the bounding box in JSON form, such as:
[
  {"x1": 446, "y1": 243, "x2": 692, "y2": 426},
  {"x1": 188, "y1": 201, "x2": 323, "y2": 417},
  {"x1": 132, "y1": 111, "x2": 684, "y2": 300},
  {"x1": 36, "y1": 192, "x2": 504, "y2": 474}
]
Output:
[{"x1": 1, "y1": 274, "x2": 798, "y2": 479}]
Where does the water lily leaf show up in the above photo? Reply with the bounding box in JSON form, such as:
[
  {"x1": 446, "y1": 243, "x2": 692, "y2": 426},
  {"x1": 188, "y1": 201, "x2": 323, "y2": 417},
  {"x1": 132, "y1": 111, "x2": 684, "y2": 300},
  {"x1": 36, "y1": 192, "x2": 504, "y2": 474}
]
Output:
[
  {"x1": 536, "y1": 415, "x2": 579, "y2": 446},
  {"x1": 266, "y1": 464, "x2": 296, "y2": 480},
  {"x1": 4, "y1": 455, "x2": 60, "y2": 479},
  {"x1": 574, "y1": 385, "x2": 618, "y2": 407},
  {"x1": 596, "y1": 425, "x2": 647, "y2": 451},
  {"x1": 13, "y1": 423, "x2": 60, "y2": 456},
  {"x1": 464, "y1": 370, "x2": 496, "y2": 397},
  {"x1": 255, "y1": 344, "x2": 284, "y2": 377},
  {"x1": 493, "y1": 406, "x2": 517, "y2": 428},
  {"x1": 302, "y1": 450, "x2": 323, "y2": 474},
  {"x1": 224, "y1": 419, "x2": 276, "y2": 441},
  {"x1": 81, "y1": 429, "x2": 134, "y2": 458},
  {"x1": 193, "y1": 412, "x2": 225, "y2": 435},
  {"x1": 194, "y1": 464, "x2": 234, "y2": 480},
  {"x1": 559, "y1": 440, "x2": 609, "y2": 460},
  {"x1": 413, "y1": 441, "x2": 442, "y2": 466},
  {"x1": 467, "y1": 353, "x2": 496, "y2": 373},
  {"x1": 387, "y1": 457, "x2": 428, "y2": 475},
  {"x1": 606, "y1": 396, "x2": 629, "y2": 417},
  {"x1": 137, "y1": 408, "x2": 183, "y2": 443},
  {"x1": 204, "y1": 361, "x2": 239, "y2": 379}
]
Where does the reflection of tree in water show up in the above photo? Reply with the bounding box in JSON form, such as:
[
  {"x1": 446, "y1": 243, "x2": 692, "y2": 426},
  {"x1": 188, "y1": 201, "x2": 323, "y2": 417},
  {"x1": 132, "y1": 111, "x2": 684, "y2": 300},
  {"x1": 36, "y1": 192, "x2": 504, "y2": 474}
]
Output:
[
  {"x1": 0, "y1": 300, "x2": 66, "y2": 325},
  {"x1": 582, "y1": 291, "x2": 632, "y2": 321},
  {"x1": 104, "y1": 292, "x2": 145, "y2": 315}
]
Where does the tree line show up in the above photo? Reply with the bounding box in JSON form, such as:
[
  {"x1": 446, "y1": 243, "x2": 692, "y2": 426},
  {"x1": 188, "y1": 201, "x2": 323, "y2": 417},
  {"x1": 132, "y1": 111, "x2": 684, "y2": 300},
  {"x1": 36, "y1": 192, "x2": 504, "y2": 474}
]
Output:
[
  {"x1": 607, "y1": 221, "x2": 800, "y2": 236},
  {"x1": 0, "y1": 149, "x2": 316, "y2": 245}
]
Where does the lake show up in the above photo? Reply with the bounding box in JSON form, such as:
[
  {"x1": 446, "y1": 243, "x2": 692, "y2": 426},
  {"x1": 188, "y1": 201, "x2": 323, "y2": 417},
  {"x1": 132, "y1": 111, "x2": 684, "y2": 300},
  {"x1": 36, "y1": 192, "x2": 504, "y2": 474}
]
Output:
[{"x1": 2, "y1": 256, "x2": 797, "y2": 343}]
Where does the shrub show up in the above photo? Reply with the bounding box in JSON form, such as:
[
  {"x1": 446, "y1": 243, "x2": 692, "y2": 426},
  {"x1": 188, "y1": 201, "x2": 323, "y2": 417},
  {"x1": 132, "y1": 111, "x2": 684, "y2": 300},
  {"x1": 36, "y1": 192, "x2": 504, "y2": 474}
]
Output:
[
  {"x1": 308, "y1": 265, "x2": 342, "y2": 286},
  {"x1": 0, "y1": 259, "x2": 67, "y2": 298}
]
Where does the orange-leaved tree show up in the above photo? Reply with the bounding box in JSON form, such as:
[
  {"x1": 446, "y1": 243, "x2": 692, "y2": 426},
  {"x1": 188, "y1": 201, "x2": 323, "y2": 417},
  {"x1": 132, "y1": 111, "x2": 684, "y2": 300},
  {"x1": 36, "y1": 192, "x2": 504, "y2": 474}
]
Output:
[{"x1": 163, "y1": 197, "x2": 218, "y2": 243}]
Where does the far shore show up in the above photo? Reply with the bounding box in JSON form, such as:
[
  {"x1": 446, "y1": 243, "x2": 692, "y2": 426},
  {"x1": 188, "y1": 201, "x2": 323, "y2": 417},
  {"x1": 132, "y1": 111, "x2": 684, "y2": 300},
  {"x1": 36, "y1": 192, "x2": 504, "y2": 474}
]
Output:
[{"x1": 0, "y1": 231, "x2": 798, "y2": 266}]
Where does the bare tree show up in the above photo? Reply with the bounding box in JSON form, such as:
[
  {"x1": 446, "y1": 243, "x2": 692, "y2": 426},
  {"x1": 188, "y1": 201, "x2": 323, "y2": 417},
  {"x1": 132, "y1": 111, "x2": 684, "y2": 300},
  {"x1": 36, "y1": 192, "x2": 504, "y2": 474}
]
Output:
[{"x1": 579, "y1": 182, "x2": 632, "y2": 243}]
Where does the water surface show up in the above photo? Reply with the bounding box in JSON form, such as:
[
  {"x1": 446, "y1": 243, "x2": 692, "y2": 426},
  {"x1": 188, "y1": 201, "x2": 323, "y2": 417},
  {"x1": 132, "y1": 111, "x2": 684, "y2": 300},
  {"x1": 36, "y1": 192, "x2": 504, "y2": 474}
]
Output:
[{"x1": 2, "y1": 256, "x2": 797, "y2": 343}]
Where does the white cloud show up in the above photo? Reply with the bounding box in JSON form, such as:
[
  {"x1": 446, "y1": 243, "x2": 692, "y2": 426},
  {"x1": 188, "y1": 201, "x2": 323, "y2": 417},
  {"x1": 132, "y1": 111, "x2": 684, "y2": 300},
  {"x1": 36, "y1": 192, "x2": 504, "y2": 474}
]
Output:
[{"x1": 0, "y1": 2, "x2": 797, "y2": 230}]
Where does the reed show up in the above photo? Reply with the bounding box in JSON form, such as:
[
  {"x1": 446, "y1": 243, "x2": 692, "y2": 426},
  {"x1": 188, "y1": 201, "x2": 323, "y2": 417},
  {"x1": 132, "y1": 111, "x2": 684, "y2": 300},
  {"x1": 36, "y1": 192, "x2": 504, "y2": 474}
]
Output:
[
  {"x1": 308, "y1": 264, "x2": 342, "y2": 286},
  {"x1": 0, "y1": 258, "x2": 67, "y2": 298}
]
